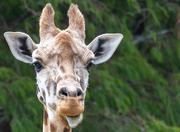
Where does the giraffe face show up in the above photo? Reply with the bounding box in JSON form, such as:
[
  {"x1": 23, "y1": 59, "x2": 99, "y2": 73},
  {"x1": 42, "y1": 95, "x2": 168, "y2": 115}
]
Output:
[
  {"x1": 4, "y1": 3, "x2": 123, "y2": 129},
  {"x1": 33, "y1": 31, "x2": 94, "y2": 128}
]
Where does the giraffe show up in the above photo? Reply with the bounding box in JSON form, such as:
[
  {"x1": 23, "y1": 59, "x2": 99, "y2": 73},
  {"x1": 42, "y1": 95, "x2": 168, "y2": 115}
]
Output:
[{"x1": 4, "y1": 3, "x2": 123, "y2": 132}]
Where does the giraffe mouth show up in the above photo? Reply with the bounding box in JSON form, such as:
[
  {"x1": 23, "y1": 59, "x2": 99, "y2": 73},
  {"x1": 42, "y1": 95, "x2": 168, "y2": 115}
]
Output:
[
  {"x1": 56, "y1": 96, "x2": 84, "y2": 128},
  {"x1": 60, "y1": 114, "x2": 83, "y2": 128}
]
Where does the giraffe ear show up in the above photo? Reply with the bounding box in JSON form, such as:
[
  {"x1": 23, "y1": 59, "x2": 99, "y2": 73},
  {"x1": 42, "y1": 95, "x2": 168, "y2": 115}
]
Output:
[
  {"x1": 87, "y1": 33, "x2": 123, "y2": 64},
  {"x1": 4, "y1": 32, "x2": 38, "y2": 63},
  {"x1": 40, "y1": 3, "x2": 60, "y2": 43},
  {"x1": 67, "y1": 4, "x2": 85, "y2": 42}
]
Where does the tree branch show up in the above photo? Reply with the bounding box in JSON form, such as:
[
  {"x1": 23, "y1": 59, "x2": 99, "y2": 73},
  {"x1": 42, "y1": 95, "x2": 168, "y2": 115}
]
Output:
[
  {"x1": 133, "y1": 29, "x2": 174, "y2": 44},
  {"x1": 10, "y1": 11, "x2": 33, "y2": 29}
]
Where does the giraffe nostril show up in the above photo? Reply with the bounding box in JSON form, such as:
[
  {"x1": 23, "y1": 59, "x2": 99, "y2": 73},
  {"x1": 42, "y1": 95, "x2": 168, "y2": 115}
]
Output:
[
  {"x1": 59, "y1": 88, "x2": 83, "y2": 97},
  {"x1": 59, "y1": 89, "x2": 68, "y2": 97}
]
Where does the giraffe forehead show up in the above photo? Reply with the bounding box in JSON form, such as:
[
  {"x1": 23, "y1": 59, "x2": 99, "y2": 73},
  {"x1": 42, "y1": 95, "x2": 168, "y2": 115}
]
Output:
[
  {"x1": 33, "y1": 35, "x2": 73, "y2": 60},
  {"x1": 33, "y1": 37, "x2": 94, "y2": 66}
]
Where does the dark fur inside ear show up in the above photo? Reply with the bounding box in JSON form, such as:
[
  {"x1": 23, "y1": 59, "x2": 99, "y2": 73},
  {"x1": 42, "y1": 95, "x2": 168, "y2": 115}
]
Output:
[
  {"x1": 94, "y1": 38, "x2": 107, "y2": 56},
  {"x1": 18, "y1": 37, "x2": 32, "y2": 57}
]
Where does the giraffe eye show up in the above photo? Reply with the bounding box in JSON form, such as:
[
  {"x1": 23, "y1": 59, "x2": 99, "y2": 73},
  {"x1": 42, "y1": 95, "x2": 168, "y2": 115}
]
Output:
[
  {"x1": 32, "y1": 60, "x2": 43, "y2": 72},
  {"x1": 86, "y1": 60, "x2": 94, "y2": 73}
]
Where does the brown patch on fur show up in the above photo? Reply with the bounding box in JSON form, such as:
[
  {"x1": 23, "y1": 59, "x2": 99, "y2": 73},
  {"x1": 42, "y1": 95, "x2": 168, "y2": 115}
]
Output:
[
  {"x1": 80, "y1": 78, "x2": 84, "y2": 90},
  {"x1": 50, "y1": 123, "x2": 57, "y2": 132},
  {"x1": 36, "y1": 86, "x2": 40, "y2": 95},
  {"x1": 42, "y1": 90, "x2": 46, "y2": 104},
  {"x1": 46, "y1": 80, "x2": 51, "y2": 96},
  {"x1": 60, "y1": 66, "x2": 65, "y2": 73},
  {"x1": 45, "y1": 80, "x2": 57, "y2": 96},
  {"x1": 54, "y1": 83, "x2": 57, "y2": 96},
  {"x1": 40, "y1": 96, "x2": 44, "y2": 104},
  {"x1": 43, "y1": 107, "x2": 48, "y2": 126},
  {"x1": 56, "y1": 76, "x2": 62, "y2": 83},
  {"x1": 76, "y1": 71, "x2": 79, "y2": 75},
  {"x1": 57, "y1": 58, "x2": 60, "y2": 66},
  {"x1": 48, "y1": 103, "x2": 57, "y2": 111},
  {"x1": 63, "y1": 127, "x2": 70, "y2": 132}
]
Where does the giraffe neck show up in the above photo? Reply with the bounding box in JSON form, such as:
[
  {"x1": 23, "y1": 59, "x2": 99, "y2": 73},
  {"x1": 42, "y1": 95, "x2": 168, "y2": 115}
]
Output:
[{"x1": 43, "y1": 106, "x2": 72, "y2": 132}]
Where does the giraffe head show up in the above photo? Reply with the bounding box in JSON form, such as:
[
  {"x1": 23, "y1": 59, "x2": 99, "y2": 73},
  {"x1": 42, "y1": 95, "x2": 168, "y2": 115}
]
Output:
[{"x1": 4, "y1": 4, "x2": 123, "y2": 129}]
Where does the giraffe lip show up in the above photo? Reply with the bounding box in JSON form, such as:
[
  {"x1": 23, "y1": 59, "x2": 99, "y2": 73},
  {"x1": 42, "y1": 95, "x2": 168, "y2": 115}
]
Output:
[{"x1": 60, "y1": 114, "x2": 80, "y2": 121}]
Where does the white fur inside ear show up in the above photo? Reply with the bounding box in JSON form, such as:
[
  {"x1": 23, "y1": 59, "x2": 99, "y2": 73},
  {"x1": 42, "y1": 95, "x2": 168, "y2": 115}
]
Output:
[
  {"x1": 87, "y1": 33, "x2": 123, "y2": 64},
  {"x1": 4, "y1": 32, "x2": 37, "y2": 63}
]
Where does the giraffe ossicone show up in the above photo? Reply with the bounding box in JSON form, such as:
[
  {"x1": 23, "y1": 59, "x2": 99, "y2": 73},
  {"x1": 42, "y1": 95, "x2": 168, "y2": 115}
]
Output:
[{"x1": 4, "y1": 3, "x2": 123, "y2": 132}]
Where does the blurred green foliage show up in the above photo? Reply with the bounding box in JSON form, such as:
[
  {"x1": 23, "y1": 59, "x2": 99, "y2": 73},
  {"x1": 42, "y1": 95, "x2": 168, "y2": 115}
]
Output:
[{"x1": 0, "y1": 0, "x2": 180, "y2": 132}]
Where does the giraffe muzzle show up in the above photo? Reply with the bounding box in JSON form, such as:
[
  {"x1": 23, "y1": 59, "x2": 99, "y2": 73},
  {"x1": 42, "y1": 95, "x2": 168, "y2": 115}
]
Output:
[
  {"x1": 57, "y1": 97, "x2": 84, "y2": 116},
  {"x1": 56, "y1": 96, "x2": 84, "y2": 128}
]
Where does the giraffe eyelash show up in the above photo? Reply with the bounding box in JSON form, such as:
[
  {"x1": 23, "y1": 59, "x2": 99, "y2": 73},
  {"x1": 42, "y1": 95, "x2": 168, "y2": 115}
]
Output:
[
  {"x1": 75, "y1": 60, "x2": 95, "y2": 70},
  {"x1": 86, "y1": 60, "x2": 95, "y2": 72},
  {"x1": 32, "y1": 60, "x2": 43, "y2": 72}
]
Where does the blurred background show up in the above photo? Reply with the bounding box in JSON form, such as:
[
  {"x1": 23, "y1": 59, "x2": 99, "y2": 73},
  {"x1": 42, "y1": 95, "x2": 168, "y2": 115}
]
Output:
[{"x1": 0, "y1": 0, "x2": 180, "y2": 132}]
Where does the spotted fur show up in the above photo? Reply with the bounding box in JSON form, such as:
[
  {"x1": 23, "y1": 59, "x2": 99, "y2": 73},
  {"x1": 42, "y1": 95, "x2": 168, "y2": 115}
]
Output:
[
  {"x1": 50, "y1": 123, "x2": 57, "y2": 132},
  {"x1": 44, "y1": 107, "x2": 48, "y2": 126}
]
